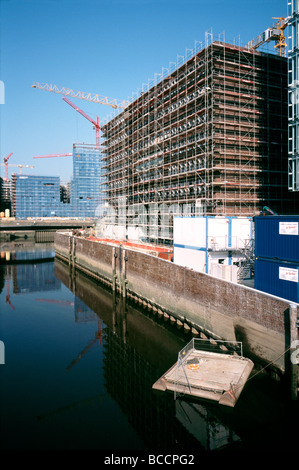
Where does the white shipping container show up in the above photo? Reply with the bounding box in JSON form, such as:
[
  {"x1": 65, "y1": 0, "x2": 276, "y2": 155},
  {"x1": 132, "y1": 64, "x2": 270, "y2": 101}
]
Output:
[{"x1": 173, "y1": 216, "x2": 252, "y2": 275}]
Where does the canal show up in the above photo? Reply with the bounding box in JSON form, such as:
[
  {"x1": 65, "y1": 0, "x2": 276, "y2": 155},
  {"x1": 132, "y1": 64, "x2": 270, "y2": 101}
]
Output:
[{"x1": 0, "y1": 242, "x2": 298, "y2": 452}]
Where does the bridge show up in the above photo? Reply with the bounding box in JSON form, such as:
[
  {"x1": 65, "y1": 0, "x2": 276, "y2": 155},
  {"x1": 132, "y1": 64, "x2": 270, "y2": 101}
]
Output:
[{"x1": 0, "y1": 218, "x2": 96, "y2": 242}]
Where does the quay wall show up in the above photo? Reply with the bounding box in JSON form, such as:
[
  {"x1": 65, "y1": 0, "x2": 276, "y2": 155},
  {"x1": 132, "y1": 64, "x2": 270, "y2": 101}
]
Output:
[{"x1": 54, "y1": 232, "x2": 299, "y2": 376}]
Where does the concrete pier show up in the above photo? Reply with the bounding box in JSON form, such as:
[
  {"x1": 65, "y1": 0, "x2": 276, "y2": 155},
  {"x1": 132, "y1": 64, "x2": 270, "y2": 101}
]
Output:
[{"x1": 54, "y1": 232, "x2": 299, "y2": 396}]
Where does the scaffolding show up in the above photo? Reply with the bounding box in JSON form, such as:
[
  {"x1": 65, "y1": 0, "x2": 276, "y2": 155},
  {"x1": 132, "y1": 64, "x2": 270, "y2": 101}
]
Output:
[
  {"x1": 288, "y1": 0, "x2": 299, "y2": 191},
  {"x1": 100, "y1": 32, "x2": 298, "y2": 246}
]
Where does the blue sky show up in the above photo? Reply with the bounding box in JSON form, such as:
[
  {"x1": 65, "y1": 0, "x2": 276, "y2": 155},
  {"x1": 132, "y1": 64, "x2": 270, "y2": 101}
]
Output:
[{"x1": 0, "y1": 0, "x2": 288, "y2": 183}]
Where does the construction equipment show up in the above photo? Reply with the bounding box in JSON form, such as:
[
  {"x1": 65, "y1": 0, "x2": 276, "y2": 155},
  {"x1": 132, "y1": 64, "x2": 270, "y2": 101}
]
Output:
[
  {"x1": 3, "y1": 153, "x2": 13, "y2": 181},
  {"x1": 33, "y1": 153, "x2": 72, "y2": 159},
  {"x1": 62, "y1": 97, "x2": 101, "y2": 147},
  {"x1": 0, "y1": 163, "x2": 35, "y2": 178},
  {"x1": 261, "y1": 206, "x2": 278, "y2": 216},
  {"x1": 32, "y1": 82, "x2": 129, "y2": 109},
  {"x1": 247, "y1": 16, "x2": 291, "y2": 57}
]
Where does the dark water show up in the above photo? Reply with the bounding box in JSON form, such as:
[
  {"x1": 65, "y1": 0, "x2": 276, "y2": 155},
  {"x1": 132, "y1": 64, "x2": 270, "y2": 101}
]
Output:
[{"x1": 0, "y1": 242, "x2": 298, "y2": 453}]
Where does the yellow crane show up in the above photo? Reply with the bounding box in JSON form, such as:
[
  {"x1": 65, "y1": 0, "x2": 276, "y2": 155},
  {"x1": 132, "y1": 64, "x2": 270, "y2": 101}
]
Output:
[
  {"x1": 32, "y1": 82, "x2": 130, "y2": 109},
  {"x1": 247, "y1": 16, "x2": 291, "y2": 57}
]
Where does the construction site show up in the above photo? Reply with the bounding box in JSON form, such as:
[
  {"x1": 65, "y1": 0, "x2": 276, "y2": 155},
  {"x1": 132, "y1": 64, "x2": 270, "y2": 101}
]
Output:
[
  {"x1": 99, "y1": 29, "x2": 298, "y2": 245},
  {"x1": 1, "y1": 14, "x2": 299, "y2": 245}
]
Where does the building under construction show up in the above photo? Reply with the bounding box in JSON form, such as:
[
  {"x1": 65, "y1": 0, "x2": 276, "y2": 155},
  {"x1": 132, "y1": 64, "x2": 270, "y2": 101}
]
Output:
[{"x1": 100, "y1": 34, "x2": 299, "y2": 245}]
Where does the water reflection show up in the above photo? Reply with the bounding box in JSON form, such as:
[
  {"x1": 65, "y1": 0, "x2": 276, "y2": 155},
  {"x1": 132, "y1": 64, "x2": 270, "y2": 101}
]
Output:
[
  {"x1": 0, "y1": 242, "x2": 298, "y2": 451},
  {"x1": 0, "y1": 241, "x2": 55, "y2": 263}
]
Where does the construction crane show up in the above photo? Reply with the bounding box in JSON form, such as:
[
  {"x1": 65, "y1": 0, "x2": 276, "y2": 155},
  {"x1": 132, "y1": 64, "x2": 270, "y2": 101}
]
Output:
[
  {"x1": 62, "y1": 97, "x2": 101, "y2": 147},
  {"x1": 32, "y1": 82, "x2": 129, "y2": 109},
  {"x1": 247, "y1": 16, "x2": 291, "y2": 57},
  {"x1": 0, "y1": 163, "x2": 35, "y2": 178},
  {"x1": 3, "y1": 153, "x2": 13, "y2": 181},
  {"x1": 33, "y1": 153, "x2": 72, "y2": 159}
]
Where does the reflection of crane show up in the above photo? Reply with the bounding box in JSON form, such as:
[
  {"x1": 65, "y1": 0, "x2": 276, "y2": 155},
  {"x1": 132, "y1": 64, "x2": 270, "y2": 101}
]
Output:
[
  {"x1": 66, "y1": 320, "x2": 103, "y2": 371},
  {"x1": 32, "y1": 82, "x2": 129, "y2": 109},
  {"x1": 63, "y1": 97, "x2": 101, "y2": 147},
  {"x1": 247, "y1": 16, "x2": 291, "y2": 57},
  {"x1": 5, "y1": 281, "x2": 15, "y2": 310},
  {"x1": 35, "y1": 298, "x2": 75, "y2": 307},
  {"x1": 33, "y1": 153, "x2": 72, "y2": 159},
  {"x1": 3, "y1": 153, "x2": 13, "y2": 181}
]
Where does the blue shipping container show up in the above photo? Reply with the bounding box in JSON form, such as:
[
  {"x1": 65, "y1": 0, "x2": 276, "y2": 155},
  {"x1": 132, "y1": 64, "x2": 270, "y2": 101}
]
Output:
[
  {"x1": 255, "y1": 258, "x2": 299, "y2": 303},
  {"x1": 255, "y1": 216, "x2": 299, "y2": 263}
]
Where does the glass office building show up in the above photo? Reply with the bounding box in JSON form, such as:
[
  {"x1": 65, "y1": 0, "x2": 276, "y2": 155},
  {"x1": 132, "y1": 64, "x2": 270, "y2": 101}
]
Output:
[
  {"x1": 11, "y1": 144, "x2": 104, "y2": 219},
  {"x1": 12, "y1": 174, "x2": 61, "y2": 218},
  {"x1": 71, "y1": 144, "x2": 104, "y2": 217}
]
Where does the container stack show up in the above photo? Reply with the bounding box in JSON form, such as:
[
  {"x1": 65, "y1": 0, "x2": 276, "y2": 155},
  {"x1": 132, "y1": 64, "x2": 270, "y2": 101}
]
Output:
[
  {"x1": 173, "y1": 216, "x2": 253, "y2": 281},
  {"x1": 254, "y1": 216, "x2": 299, "y2": 303}
]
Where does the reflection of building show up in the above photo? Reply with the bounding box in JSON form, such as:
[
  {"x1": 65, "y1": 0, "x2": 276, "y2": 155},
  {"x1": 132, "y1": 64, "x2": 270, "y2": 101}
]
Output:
[
  {"x1": 13, "y1": 262, "x2": 61, "y2": 294},
  {"x1": 11, "y1": 144, "x2": 104, "y2": 218},
  {"x1": 102, "y1": 36, "x2": 298, "y2": 245},
  {"x1": 103, "y1": 326, "x2": 204, "y2": 450},
  {"x1": 176, "y1": 400, "x2": 240, "y2": 451},
  {"x1": 288, "y1": 0, "x2": 299, "y2": 191},
  {"x1": 74, "y1": 297, "x2": 99, "y2": 323}
]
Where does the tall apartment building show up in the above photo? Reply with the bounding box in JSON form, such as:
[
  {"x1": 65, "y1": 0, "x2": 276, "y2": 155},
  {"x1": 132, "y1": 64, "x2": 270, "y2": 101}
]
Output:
[
  {"x1": 101, "y1": 38, "x2": 299, "y2": 245},
  {"x1": 288, "y1": 0, "x2": 299, "y2": 191}
]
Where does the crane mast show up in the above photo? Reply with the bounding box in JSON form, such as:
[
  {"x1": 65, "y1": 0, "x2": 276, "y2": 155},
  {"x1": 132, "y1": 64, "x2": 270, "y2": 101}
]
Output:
[{"x1": 3, "y1": 153, "x2": 13, "y2": 181}]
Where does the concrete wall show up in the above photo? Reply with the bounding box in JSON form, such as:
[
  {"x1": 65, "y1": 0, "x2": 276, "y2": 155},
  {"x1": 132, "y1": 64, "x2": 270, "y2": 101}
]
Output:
[{"x1": 54, "y1": 232, "x2": 299, "y2": 374}]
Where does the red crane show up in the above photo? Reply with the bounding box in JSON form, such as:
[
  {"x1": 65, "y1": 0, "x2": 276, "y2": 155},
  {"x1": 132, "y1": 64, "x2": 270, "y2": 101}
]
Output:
[
  {"x1": 62, "y1": 97, "x2": 101, "y2": 147},
  {"x1": 33, "y1": 153, "x2": 72, "y2": 159},
  {"x1": 3, "y1": 152, "x2": 13, "y2": 181}
]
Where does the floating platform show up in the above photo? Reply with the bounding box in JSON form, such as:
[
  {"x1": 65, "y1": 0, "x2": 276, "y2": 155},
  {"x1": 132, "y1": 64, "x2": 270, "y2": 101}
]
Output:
[{"x1": 152, "y1": 344, "x2": 254, "y2": 407}]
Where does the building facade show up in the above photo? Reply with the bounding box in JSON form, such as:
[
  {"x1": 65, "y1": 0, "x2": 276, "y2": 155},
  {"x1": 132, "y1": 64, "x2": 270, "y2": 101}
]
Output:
[
  {"x1": 101, "y1": 38, "x2": 298, "y2": 245},
  {"x1": 12, "y1": 174, "x2": 61, "y2": 218},
  {"x1": 11, "y1": 144, "x2": 104, "y2": 219},
  {"x1": 288, "y1": 0, "x2": 299, "y2": 191},
  {"x1": 0, "y1": 178, "x2": 12, "y2": 215},
  {"x1": 71, "y1": 143, "x2": 105, "y2": 218}
]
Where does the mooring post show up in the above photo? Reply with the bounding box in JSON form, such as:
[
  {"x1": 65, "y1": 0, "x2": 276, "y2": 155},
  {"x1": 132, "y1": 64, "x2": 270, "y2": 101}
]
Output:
[
  {"x1": 69, "y1": 235, "x2": 73, "y2": 264},
  {"x1": 112, "y1": 247, "x2": 117, "y2": 292},
  {"x1": 289, "y1": 303, "x2": 299, "y2": 401},
  {"x1": 121, "y1": 249, "x2": 127, "y2": 299}
]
